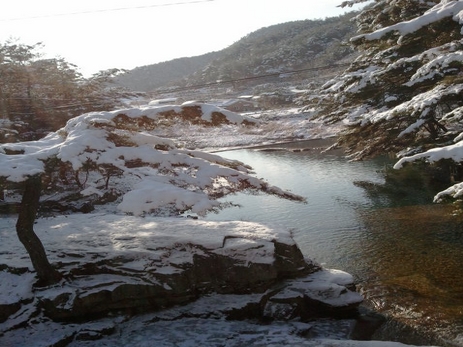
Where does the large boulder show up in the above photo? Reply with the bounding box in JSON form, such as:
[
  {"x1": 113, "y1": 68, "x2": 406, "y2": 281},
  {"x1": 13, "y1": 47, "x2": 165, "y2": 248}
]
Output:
[
  {"x1": 35, "y1": 238, "x2": 319, "y2": 320},
  {"x1": 0, "y1": 215, "x2": 362, "y2": 324},
  {"x1": 263, "y1": 269, "x2": 363, "y2": 321}
]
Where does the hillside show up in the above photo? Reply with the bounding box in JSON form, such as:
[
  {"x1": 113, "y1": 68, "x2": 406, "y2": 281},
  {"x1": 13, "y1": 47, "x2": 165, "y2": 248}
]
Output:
[
  {"x1": 116, "y1": 12, "x2": 358, "y2": 93},
  {"x1": 114, "y1": 52, "x2": 220, "y2": 92}
]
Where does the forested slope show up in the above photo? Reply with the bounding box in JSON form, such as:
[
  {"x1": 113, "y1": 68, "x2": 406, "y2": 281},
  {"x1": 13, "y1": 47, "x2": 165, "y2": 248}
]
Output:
[{"x1": 115, "y1": 13, "x2": 358, "y2": 92}]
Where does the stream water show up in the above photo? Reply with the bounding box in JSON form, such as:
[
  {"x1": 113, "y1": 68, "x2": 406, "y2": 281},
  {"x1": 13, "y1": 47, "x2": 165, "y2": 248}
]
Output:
[{"x1": 205, "y1": 140, "x2": 463, "y2": 346}]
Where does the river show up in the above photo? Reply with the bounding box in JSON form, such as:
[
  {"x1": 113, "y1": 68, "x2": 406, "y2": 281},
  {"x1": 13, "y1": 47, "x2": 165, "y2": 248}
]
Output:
[{"x1": 205, "y1": 140, "x2": 463, "y2": 346}]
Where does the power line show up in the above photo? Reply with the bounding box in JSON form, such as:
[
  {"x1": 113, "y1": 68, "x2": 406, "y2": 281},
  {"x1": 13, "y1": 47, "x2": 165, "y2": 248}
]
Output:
[
  {"x1": 0, "y1": 0, "x2": 215, "y2": 22},
  {"x1": 1, "y1": 63, "x2": 350, "y2": 107},
  {"x1": 153, "y1": 63, "x2": 351, "y2": 94},
  {"x1": 3, "y1": 63, "x2": 349, "y2": 104}
]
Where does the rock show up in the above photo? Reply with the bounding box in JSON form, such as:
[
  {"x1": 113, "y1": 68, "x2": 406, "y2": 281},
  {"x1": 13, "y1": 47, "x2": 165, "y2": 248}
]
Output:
[
  {"x1": 272, "y1": 241, "x2": 313, "y2": 277},
  {"x1": 124, "y1": 271, "x2": 362, "y2": 325},
  {"x1": 36, "y1": 275, "x2": 180, "y2": 320},
  {"x1": 150, "y1": 293, "x2": 265, "y2": 321},
  {"x1": 36, "y1": 238, "x2": 318, "y2": 321},
  {"x1": 74, "y1": 324, "x2": 116, "y2": 341},
  {"x1": 263, "y1": 269, "x2": 363, "y2": 321},
  {"x1": 1, "y1": 216, "x2": 363, "y2": 339},
  {"x1": 36, "y1": 268, "x2": 362, "y2": 323},
  {"x1": 0, "y1": 316, "x2": 119, "y2": 346},
  {"x1": 0, "y1": 302, "x2": 21, "y2": 323},
  {"x1": 263, "y1": 301, "x2": 299, "y2": 320},
  {"x1": 0, "y1": 269, "x2": 35, "y2": 322}
]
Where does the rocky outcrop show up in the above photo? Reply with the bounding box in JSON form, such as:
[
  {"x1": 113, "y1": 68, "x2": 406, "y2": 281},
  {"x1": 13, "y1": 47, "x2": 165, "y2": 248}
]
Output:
[
  {"x1": 35, "y1": 237, "x2": 323, "y2": 321},
  {"x1": 0, "y1": 267, "x2": 363, "y2": 347},
  {"x1": 34, "y1": 249, "x2": 362, "y2": 324},
  {"x1": 0, "y1": 216, "x2": 363, "y2": 345},
  {"x1": 263, "y1": 269, "x2": 363, "y2": 321}
]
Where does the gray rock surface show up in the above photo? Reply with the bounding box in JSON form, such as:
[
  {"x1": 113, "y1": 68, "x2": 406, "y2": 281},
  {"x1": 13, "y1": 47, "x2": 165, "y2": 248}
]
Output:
[{"x1": 0, "y1": 216, "x2": 363, "y2": 346}]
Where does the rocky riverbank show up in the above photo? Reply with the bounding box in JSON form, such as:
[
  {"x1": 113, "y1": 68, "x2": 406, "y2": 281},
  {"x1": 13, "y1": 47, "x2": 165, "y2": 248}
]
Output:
[{"x1": 0, "y1": 214, "x2": 370, "y2": 346}]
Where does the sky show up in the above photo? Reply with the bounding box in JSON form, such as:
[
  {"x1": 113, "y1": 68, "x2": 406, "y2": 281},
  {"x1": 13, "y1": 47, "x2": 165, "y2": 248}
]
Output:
[{"x1": 0, "y1": 0, "x2": 368, "y2": 76}]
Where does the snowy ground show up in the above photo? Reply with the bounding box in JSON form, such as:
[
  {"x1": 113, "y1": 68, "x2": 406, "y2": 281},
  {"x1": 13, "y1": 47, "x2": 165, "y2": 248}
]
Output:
[
  {"x1": 0, "y1": 106, "x2": 438, "y2": 346},
  {"x1": 150, "y1": 107, "x2": 344, "y2": 151},
  {"x1": 64, "y1": 316, "x2": 431, "y2": 347}
]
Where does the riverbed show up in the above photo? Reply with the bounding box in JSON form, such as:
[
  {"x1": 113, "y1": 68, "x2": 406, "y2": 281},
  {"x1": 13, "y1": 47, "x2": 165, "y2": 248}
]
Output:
[{"x1": 206, "y1": 140, "x2": 463, "y2": 346}]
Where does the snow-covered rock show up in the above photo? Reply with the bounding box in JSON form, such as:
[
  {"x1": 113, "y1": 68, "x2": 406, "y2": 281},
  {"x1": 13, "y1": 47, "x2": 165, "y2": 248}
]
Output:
[{"x1": 0, "y1": 214, "x2": 362, "y2": 327}]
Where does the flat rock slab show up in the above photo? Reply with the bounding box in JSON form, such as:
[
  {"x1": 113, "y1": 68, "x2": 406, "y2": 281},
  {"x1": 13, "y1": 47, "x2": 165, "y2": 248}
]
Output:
[
  {"x1": 0, "y1": 214, "x2": 367, "y2": 346},
  {"x1": 0, "y1": 214, "x2": 320, "y2": 320},
  {"x1": 1, "y1": 214, "x2": 298, "y2": 271}
]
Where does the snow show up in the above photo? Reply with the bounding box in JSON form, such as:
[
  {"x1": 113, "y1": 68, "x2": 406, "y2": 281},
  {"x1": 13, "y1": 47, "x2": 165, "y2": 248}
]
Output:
[
  {"x1": 394, "y1": 137, "x2": 463, "y2": 201},
  {"x1": 270, "y1": 269, "x2": 362, "y2": 307},
  {"x1": 63, "y1": 318, "x2": 432, "y2": 347},
  {"x1": 397, "y1": 119, "x2": 426, "y2": 138},
  {"x1": 199, "y1": 103, "x2": 251, "y2": 124},
  {"x1": 352, "y1": 1, "x2": 463, "y2": 42},
  {"x1": 0, "y1": 271, "x2": 35, "y2": 305},
  {"x1": 405, "y1": 51, "x2": 463, "y2": 86},
  {"x1": 117, "y1": 180, "x2": 220, "y2": 216},
  {"x1": 148, "y1": 98, "x2": 179, "y2": 105},
  {"x1": 0, "y1": 103, "x2": 258, "y2": 180},
  {"x1": 395, "y1": 139, "x2": 463, "y2": 168},
  {"x1": 434, "y1": 181, "x2": 463, "y2": 201},
  {"x1": 0, "y1": 214, "x2": 290, "y2": 273},
  {"x1": 130, "y1": 131, "x2": 176, "y2": 148},
  {"x1": 0, "y1": 104, "x2": 307, "y2": 218}
]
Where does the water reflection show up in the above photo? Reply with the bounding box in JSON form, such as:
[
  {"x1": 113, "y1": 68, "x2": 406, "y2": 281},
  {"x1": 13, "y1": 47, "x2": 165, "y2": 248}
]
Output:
[
  {"x1": 206, "y1": 147, "x2": 385, "y2": 267},
  {"x1": 356, "y1": 204, "x2": 463, "y2": 342},
  {"x1": 206, "y1": 145, "x2": 463, "y2": 344}
]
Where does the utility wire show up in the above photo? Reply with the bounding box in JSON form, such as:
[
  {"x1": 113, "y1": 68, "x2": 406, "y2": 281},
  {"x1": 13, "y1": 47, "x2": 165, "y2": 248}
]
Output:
[
  {"x1": 0, "y1": 0, "x2": 215, "y2": 22},
  {"x1": 153, "y1": 63, "x2": 350, "y2": 94},
  {"x1": 3, "y1": 62, "x2": 349, "y2": 104},
  {"x1": 5, "y1": 62, "x2": 348, "y2": 102}
]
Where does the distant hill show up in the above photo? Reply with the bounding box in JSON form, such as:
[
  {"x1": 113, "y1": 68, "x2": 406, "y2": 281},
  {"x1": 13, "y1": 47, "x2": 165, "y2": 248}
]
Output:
[
  {"x1": 116, "y1": 12, "x2": 358, "y2": 93},
  {"x1": 114, "y1": 52, "x2": 220, "y2": 92}
]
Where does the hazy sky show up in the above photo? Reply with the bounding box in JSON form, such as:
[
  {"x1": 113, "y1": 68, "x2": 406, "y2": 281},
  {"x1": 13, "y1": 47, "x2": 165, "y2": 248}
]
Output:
[{"x1": 0, "y1": 0, "x2": 368, "y2": 76}]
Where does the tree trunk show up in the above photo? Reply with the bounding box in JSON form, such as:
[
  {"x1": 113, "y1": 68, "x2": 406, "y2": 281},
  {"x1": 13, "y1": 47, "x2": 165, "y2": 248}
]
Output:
[
  {"x1": 0, "y1": 87, "x2": 9, "y2": 120},
  {"x1": 16, "y1": 175, "x2": 62, "y2": 286}
]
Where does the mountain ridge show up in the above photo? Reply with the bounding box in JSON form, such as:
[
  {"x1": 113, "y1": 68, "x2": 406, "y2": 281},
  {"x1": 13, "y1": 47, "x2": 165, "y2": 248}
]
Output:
[{"x1": 116, "y1": 12, "x2": 359, "y2": 93}]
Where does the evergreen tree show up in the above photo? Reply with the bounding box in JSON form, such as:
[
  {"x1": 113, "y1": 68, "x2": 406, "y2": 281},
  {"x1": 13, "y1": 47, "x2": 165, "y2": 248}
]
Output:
[{"x1": 300, "y1": 0, "x2": 463, "y2": 164}]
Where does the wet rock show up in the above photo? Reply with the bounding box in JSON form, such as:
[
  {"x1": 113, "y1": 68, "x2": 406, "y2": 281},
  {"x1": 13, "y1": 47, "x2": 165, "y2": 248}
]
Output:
[{"x1": 350, "y1": 306, "x2": 386, "y2": 340}]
